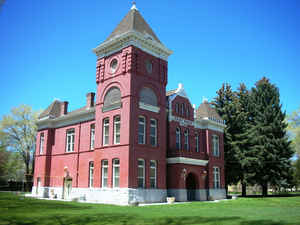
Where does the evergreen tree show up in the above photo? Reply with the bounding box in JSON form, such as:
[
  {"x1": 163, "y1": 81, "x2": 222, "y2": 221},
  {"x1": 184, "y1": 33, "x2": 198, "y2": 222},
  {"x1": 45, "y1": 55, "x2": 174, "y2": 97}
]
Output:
[
  {"x1": 232, "y1": 83, "x2": 253, "y2": 196},
  {"x1": 248, "y1": 77, "x2": 294, "y2": 196},
  {"x1": 213, "y1": 84, "x2": 241, "y2": 192}
]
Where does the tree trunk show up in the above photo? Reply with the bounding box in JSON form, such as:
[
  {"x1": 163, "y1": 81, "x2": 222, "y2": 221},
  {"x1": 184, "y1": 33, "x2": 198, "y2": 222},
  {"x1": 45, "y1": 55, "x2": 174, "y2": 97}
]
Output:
[
  {"x1": 25, "y1": 160, "x2": 31, "y2": 192},
  {"x1": 262, "y1": 183, "x2": 268, "y2": 197},
  {"x1": 241, "y1": 182, "x2": 247, "y2": 197},
  {"x1": 225, "y1": 184, "x2": 228, "y2": 196},
  {"x1": 31, "y1": 151, "x2": 35, "y2": 175}
]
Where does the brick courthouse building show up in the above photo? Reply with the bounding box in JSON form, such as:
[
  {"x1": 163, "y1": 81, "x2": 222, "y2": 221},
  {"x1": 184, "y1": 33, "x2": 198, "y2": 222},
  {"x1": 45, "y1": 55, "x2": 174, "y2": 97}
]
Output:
[{"x1": 32, "y1": 4, "x2": 226, "y2": 204}]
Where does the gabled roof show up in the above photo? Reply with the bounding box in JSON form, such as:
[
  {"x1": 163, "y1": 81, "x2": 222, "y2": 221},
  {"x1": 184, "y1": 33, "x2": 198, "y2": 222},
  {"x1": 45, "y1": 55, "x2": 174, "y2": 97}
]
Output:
[
  {"x1": 105, "y1": 6, "x2": 161, "y2": 44},
  {"x1": 166, "y1": 89, "x2": 177, "y2": 96},
  {"x1": 196, "y1": 101, "x2": 222, "y2": 121},
  {"x1": 39, "y1": 100, "x2": 61, "y2": 119}
]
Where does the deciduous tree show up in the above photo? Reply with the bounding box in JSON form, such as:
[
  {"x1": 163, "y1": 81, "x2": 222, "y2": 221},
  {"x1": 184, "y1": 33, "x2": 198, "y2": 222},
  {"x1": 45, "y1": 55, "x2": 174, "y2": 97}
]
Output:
[{"x1": 0, "y1": 105, "x2": 38, "y2": 188}]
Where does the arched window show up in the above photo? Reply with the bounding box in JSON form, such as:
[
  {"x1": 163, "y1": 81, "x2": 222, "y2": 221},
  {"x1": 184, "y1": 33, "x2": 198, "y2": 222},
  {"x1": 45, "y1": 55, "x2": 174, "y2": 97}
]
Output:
[
  {"x1": 212, "y1": 135, "x2": 220, "y2": 157},
  {"x1": 176, "y1": 127, "x2": 181, "y2": 150},
  {"x1": 186, "y1": 107, "x2": 189, "y2": 118},
  {"x1": 175, "y1": 103, "x2": 179, "y2": 114},
  {"x1": 89, "y1": 161, "x2": 94, "y2": 188},
  {"x1": 181, "y1": 103, "x2": 185, "y2": 116},
  {"x1": 101, "y1": 160, "x2": 108, "y2": 188},
  {"x1": 213, "y1": 167, "x2": 220, "y2": 189},
  {"x1": 139, "y1": 87, "x2": 158, "y2": 106},
  {"x1": 138, "y1": 159, "x2": 145, "y2": 188},
  {"x1": 103, "y1": 87, "x2": 121, "y2": 112},
  {"x1": 195, "y1": 134, "x2": 199, "y2": 152},
  {"x1": 103, "y1": 118, "x2": 109, "y2": 146},
  {"x1": 138, "y1": 116, "x2": 146, "y2": 144},
  {"x1": 150, "y1": 119, "x2": 157, "y2": 147},
  {"x1": 184, "y1": 129, "x2": 189, "y2": 150},
  {"x1": 113, "y1": 159, "x2": 120, "y2": 188},
  {"x1": 114, "y1": 116, "x2": 121, "y2": 144},
  {"x1": 150, "y1": 160, "x2": 157, "y2": 188}
]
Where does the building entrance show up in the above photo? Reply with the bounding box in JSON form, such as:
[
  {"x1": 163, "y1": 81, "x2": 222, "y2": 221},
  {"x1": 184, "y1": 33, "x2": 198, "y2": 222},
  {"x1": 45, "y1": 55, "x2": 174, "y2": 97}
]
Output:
[
  {"x1": 186, "y1": 173, "x2": 197, "y2": 201},
  {"x1": 63, "y1": 177, "x2": 72, "y2": 199}
]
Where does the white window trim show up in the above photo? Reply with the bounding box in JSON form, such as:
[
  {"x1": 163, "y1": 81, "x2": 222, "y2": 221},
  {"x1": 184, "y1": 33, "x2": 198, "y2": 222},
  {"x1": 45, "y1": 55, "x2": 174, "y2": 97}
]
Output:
[
  {"x1": 40, "y1": 133, "x2": 44, "y2": 154},
  {"x1": 181, "y1": 103, "x2": 185, "y2": 115},
  {"x1": 113, "y1": 159, "x2": 120, "y2": 188},
  {"x1": 213, "y1": 167, "x2": 220, "y2": 189},
  {"x1": 139, "y1": 102, "x2": 160, "y2": 113},
  {"x1": 150, "y1": 119, "x2": 157, "y2": 147},
  {"x1": 137, "y1": 159, "x2": 145, "y2": 188},
  {"x1": 213, "y1": 135, "x2": 220, "y2": 157},
  {"x1": 90, "y1": 124, "x2": 95, "y2": 150},
  {"x1": 138, "y1": 116, "x2": 146, "y2": 144},
  {"x1": 195, "y1": 134, "x2": 199, "y2": 152},
  {"x1": 101, "y1": 160, "x2": 108, "y2": 188},
  {"x1": 184, "y1": 129, "x2": 189, "y2": 150},
  {"x1": 103, "y1": 118, "x2": 109, "y2": 146},
  {"x1": 150, "y1": 160, "x2": 157, "y2": 188},
  {"x1": 176, "y1": 127, "x2": 181, "y2": 150},
  {"x1": 89, "y1": 161, "x2": 94, "y2": 188},
  {"x1": 66, "y1": 129, "x2": 75, "y2": 152},
  {"x1": 113, "y1": 116, "x2": 121, "y2": 144}
]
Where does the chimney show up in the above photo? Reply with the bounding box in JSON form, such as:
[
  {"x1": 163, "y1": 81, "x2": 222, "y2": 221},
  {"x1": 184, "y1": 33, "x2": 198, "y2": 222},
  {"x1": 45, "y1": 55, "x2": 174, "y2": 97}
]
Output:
[
  {"x1": 61, "y1": 101, "x2": 68, "y2": 116},
  {"x1": 86, "y1": 92, "x2": 95, "y2": 108}
]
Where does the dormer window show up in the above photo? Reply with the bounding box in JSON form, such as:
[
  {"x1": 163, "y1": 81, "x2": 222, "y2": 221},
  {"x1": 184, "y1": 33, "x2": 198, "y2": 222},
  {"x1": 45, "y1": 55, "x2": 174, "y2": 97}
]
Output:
[
  {"x1": 175, "y1": 103, "x2": 179, "y2": 114},
  {"x1": 181, "y1": 103, "x2": 185, "y2": 116}
]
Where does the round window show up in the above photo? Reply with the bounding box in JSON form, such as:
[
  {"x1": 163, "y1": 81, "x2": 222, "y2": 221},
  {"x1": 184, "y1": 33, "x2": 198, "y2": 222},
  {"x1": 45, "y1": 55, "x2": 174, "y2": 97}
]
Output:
[
  {"x1": 145, "y1": 60, "x2": 153, "y2": 74},
  {"x1": 110, "y1": 59, "x2": 118, "y2": 74}
]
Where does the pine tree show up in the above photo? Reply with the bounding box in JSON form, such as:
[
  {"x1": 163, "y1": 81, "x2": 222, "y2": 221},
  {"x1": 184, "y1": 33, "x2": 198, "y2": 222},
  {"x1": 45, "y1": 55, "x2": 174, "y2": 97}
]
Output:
[{"x1": 248, "y1": 77, "x2": 294, "y2": 196}]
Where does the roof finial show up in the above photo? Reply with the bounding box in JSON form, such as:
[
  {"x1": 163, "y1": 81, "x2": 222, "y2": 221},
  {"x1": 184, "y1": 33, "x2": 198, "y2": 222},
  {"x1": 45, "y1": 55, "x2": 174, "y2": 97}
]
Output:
[{"x1": 131, "y1": 1, "x2": 138, "y2": 10}]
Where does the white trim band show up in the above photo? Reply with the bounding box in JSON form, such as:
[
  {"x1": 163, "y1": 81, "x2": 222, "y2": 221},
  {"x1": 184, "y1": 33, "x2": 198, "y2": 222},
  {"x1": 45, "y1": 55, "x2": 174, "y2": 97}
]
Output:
[
  {"x1": 139, "y1": 102, "x2": 160, "y2": 113},
  {"x1": 167, "y1": 157, "x2": 208, "y2": 166}
]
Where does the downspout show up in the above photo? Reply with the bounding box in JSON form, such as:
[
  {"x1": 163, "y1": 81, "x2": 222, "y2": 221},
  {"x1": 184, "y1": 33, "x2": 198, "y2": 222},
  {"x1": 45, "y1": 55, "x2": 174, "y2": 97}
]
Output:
[
  {"x1": 206, "y1": 129, "x2": 210, "y2": 200},
  {"x1": 76, "y1": 122, "x2": 82, "y2": 187}
]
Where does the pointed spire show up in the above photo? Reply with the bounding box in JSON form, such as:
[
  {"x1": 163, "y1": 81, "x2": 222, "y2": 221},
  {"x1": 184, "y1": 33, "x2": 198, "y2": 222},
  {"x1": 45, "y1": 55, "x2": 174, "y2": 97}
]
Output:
[
  {"x1": 105, "y1": 4, "x2": 161, "y2": 43},
  {"x1": 131, "y1": 1, "x2": 138, "y2": 11}
]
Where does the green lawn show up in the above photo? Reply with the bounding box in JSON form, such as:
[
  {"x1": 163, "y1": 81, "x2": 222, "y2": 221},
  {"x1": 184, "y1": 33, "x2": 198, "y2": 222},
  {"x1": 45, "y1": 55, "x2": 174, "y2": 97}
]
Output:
[{"x1": 0, "y1": 192, "x2": 300, "y2": 225}]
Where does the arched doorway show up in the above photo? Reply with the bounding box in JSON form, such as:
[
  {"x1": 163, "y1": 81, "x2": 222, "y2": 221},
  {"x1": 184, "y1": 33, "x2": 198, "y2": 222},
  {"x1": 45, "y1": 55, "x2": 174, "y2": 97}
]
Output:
[{"x1": 186, "y1": 173, "x2": 197, "y2": 201}]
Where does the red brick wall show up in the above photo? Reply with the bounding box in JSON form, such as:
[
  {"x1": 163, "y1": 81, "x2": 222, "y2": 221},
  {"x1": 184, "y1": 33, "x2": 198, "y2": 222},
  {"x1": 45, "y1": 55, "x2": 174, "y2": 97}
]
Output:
[
  {"x1": 167, "y1": 164, "x2": 207, "y2": 189},
  {"x1": 171, "y1": 95, "x2": 194, "y2": 121}
]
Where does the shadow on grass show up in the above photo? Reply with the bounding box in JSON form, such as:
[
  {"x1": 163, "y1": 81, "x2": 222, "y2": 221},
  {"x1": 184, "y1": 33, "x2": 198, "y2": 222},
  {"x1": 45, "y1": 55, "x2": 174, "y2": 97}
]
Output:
[
  {"x1": 1, "y1": 215, "x2": 290, "y2": 225},
  {"x1": 0, "y1": 215, "x2": 241, "y2": 225},
  {"x1": 240, "y1": 220, "x2": 290, "y2": 225},
  {"x1": 235, "y1": 194, "x2": 300, "y2": 198}
]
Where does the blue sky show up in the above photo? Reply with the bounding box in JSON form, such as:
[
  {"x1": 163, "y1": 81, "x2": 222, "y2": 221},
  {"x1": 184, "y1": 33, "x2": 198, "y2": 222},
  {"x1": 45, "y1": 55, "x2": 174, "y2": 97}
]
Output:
[{"x1": 0, "y1": 0, "x2": 299, "y2": 118}]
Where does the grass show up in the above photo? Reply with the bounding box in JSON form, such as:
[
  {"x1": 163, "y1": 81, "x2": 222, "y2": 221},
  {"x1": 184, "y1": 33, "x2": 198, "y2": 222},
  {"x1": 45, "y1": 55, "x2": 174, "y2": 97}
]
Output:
[{"x1": 0, "y1": 192, "x2": 300, "y2": 225}]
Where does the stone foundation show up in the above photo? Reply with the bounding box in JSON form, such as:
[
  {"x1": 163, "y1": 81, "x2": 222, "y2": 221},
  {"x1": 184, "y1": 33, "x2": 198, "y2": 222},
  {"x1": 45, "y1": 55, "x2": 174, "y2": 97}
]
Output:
[
  {"x1": 167, "y1": 189, "x2": 208, "y2": 201},
  {"x1": 208, "y1": 188, "x2": 226, "y2": 200},
  {"x1": 32, "y1": 186, "x2": 167, "y2": 205},
  {"x1": 32, "y1": 186, "x2": 226, "y2": 204}
]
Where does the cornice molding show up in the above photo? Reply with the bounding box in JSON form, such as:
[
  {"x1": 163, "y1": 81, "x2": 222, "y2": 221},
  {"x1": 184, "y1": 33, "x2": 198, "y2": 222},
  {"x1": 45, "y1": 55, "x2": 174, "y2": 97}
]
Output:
[
  {"x1": 37, "y1": 108, "x2": 95, "y2": 130},
  {"x1": 168, "y1": 114, "x2": 225, "y2": 133},
  {"x1": 93, "y1": 30, "x2": 173, "y2": 61}
]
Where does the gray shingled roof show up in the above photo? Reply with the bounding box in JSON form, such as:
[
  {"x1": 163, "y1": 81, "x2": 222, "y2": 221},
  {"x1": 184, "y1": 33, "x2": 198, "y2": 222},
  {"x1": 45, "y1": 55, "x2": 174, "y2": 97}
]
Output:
[
  {"x1": 105, "y1": 7, "x2": 161, "y2": 44},
  {"x1": 39, "y1": 100, "x2": 61, "y2": 119},
  {"x1": 196, "y1": 101, "x2": 223, "y2": 121}
]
